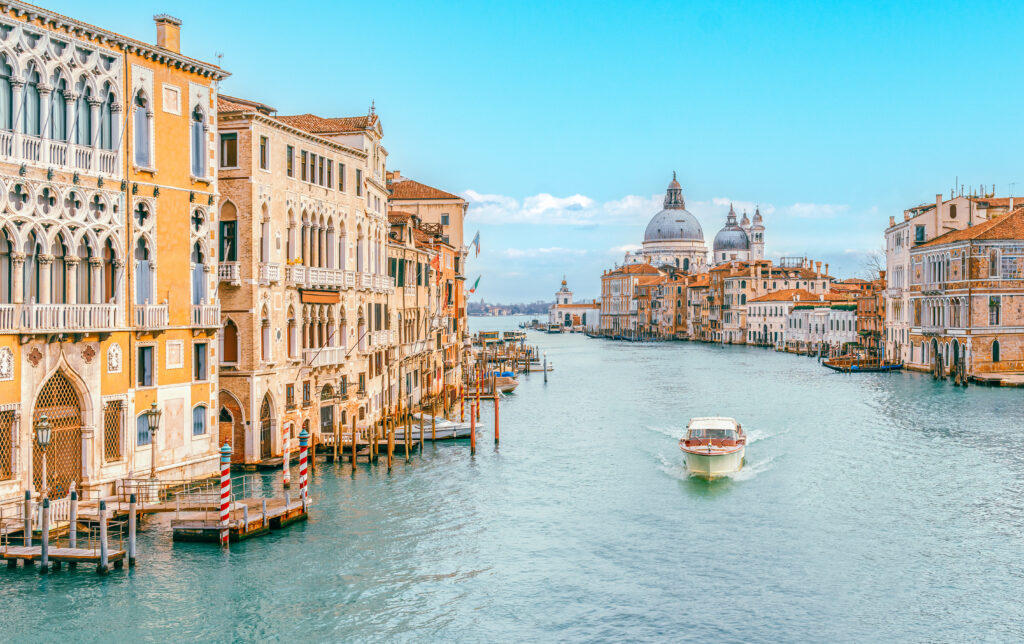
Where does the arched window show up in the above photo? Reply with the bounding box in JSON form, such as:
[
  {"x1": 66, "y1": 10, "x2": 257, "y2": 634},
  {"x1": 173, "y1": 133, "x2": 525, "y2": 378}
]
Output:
[
  {"x1": 219, "y1": 202, "x2": 237, "y2": 262},
  {"x1": 74, "y1": 81, "x2": 91, "y2": 145},
  {"x1": 102, "y1": 238, "x2": 117, "y2": 303},
  {"x1": 76, "y1": 239, "x2": 92, "y2": 304},
  {"x1": 0, "y1": 56, "x2": 12, "y2": 130},
  {"x1": 191, "y1": 242, "x2": 206, "y2": 305},
  {"x1": 287, "y1": 309, "x2": 297, "y2": 358},
  {"x1": 949, "y1": 204, "x2": 957, "y2": 218},
  {"x1": 190, "y1": 106, "x2": 205, "y2": 176},
  {"x1": 133, "y1": 91, "x2": 151, "y2": 167},
  {"x1": 51, "y1": 238, "x2": 67, "y2": 304},
  {"x1": 22, "y1": 66, "x2": 40, "y2": 136},
  {"x1": 992, "y1": 340, "x2": 1000, "y2": 363},
  {"x1": 134, "y1": 238, "x2": 152, "y2": 304},
  {"x1": 683, "y1": 258, "x2": 689, "y2": 271},
  {"x1": 50, "y1": 73, "x2": 67, "y2": 141},
  {"x1": 192, "y1": 405, "x2": 207, "y2": 436},
  {"x1": 99, "y1": 83, "x2": 114, "y2": 149},
  {"x1": 0, "y1": 229, "x2": 11, "y2": 303},
  {"x1": 222, "y1": 320, "x2": 239, "y2": 363},
  {"x1": 23, "y1": 232, "x2": 41, "y2": 303},
  {"x1": 136, "y1": 413, "x2": 151, "y2": 446}
]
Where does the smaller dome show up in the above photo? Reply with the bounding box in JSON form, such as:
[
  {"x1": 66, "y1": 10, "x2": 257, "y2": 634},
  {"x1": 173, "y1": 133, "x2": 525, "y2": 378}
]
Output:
[
  {"x1": 752, "y1": 206, "x2": 764, "y2": 226},
  {"x1": 740, "y1": 210, "x2": 750, "y2": 226},
  {"x1": 713, "y1": 203, "x2": 750, "y2": 251}
]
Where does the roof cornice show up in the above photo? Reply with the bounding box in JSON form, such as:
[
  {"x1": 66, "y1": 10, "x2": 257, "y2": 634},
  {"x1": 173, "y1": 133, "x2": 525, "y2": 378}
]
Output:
[
  {"x1": 218, "y1": 111, "x2": 367, "y2": 159},
  {"x1": 2, "y1": 1, "x2": 228, "y2": 79}
]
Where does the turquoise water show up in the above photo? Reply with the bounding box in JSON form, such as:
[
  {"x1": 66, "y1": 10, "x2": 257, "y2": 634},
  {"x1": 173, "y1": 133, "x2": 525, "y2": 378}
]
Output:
[{"x1": 3, "y1": 314, "x2": 1024, "y2": 642}]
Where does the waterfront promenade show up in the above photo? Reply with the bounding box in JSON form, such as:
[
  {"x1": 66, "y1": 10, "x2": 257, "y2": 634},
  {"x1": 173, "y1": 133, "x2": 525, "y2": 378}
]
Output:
[{"x1": 1, "y1": 315, "x2": 1022, "y2": 641}]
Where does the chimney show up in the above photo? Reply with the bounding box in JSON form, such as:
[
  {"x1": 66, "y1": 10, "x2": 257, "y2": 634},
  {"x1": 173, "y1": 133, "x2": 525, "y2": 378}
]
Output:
[
  {"x1": 154, "y1": 14, "x2": 182, "y2": 53},
  {"x1": 889, "y1": 215, "x2": 895, "y2": 227},
  {"x1": 815, "y1": 261, "x2": 821, "y2": 277}
]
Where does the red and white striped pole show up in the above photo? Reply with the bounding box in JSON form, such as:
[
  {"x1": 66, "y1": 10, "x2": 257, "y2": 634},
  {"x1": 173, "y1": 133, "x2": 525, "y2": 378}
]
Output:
[
  {"x1": 219, "y1": 442, "x2": 231, "y2": 547},
  {"x1": 282, "y1": 427, "x2": 291, "y2": 488},
  {"x1": 298, "y1": 428, "x2": 309, "y2": 511}
]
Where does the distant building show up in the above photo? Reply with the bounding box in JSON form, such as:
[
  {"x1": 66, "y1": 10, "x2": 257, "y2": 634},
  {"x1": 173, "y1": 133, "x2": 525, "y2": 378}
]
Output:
[
  {"x1": 623, "y1": 174, "x2": 708, "y2": 272},
  {"x1": 600, "y1": 263, "x2": 664, "y2": 336},
  {"x1": 712, "y1": 204, "x2": 765, "y2": 265},
  {"x1": 548, "y1": 278, "x2": 599, "y2": 331}
]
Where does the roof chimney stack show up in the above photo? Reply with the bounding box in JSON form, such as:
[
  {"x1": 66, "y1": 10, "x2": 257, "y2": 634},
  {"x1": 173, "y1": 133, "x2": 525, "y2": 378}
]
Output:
[{"x1": 154, "y1": 14, "x2": 182, "y2": 53}]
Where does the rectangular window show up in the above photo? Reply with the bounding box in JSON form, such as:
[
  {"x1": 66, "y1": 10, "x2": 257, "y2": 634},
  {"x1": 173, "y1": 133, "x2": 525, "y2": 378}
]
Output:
[
  {"x1": 259, "y1": 136, "x2": 269, "y2": 170},
  {"x1": 318, "y1": 157, "x2": 325, "y2": 186},
  {"x1": 914, "y1": 225, "x2": 926, "y2": 244},
  {"x1": 137, "y1": 346, "x2": 153, "y2": 387},
  {"x1": 286, "y1": 384, "x2": 295, "y2": 407},
  {"x1": 441, "y1": 213, "x2": 450, "y2": 225},
  {"x1": 194, "y1": 343, "x2": 208, "y2": 381},
  {"x1": 303, "y1": 381, "x2": 311, "y2": 404},
  {"x1": 136, "y1": 413, "x2": 151, "y2": 447},
  {"x1": 286, "y1": 145, "x2": 294, "y2": 177},
  {"x1": 340, "y1": 376, "x2": 348, "y2": 399},
  {"x1": 301, "y1": 151, "x2": 308, "y2": 181},
  {"x1": 339, "y1": 163, "x2": 346, "y2": 191},
  {"x1": 356, "y1": 169, "x2": 363, "y2": 196},
  {"x1": 989, "y1": 249, "x2": 1000, "y2": 278},
  {"x1": 219, "y1": 133, "x2": 237, "y2": 168},
  {"x1": 326, "y1": 160, "x2": 333, "y2": 188},
  {"x1": 358, "y1": 373, "x2": 366, "y2": 393}
]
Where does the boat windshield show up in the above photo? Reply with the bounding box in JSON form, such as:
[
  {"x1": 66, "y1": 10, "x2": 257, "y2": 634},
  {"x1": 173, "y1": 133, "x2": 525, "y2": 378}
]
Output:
[{"x1": 687, "y1": 427, "x2": 736, "y2": 440}]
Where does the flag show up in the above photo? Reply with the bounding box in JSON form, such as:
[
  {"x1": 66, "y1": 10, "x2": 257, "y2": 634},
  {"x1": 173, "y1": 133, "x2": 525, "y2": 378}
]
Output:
[
  {"x1": 471, "y1": 231, "x2": 481, "y2": 257},
  {"x1": 468, "y1": 275, "x2": 481, "y2": 294}
]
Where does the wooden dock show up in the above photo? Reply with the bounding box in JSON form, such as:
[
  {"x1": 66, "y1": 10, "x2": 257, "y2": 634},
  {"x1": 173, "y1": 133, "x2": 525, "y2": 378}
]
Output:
[
  {"x1": 3, "y1": 546, "x2": 127, "y2": 568},
  {"x1": 171, "y1": 497, "x2": 309, "y2": 542}
]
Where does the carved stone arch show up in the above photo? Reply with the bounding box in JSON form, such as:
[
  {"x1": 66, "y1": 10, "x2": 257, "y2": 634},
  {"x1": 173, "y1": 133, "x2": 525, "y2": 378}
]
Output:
[
  {"x1": 219, "y1": 197, "x2": 238, "y2": 220},
  {"x1": 258, "y1": 390, "x2": 275, "y2": 460},
  {"x1": 260, "y1": 201, "x2": 270, "y2": 222},
  {"x1": 32, "y1": 359, "x2": 93, "y2": 496}
]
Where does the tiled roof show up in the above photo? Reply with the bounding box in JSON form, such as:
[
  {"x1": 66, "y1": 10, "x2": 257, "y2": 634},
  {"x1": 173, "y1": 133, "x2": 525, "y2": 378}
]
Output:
[
  {"x1": 749, "y1": 288, "x2": 818, "y2": 303},
  {"x1": 277, "y1": 113, "x2": 375, "y2": 134},
  {"x1": 969, "y1": 197, "x2": 1020, "y2": 208},
  {"x1": 388, "y1": 211, "x2": 414, "y2": 224},
  {"x1": 389, "y1": 178, "x2": 462, "y2": 201},
  {"x1": 604, "y1": 263, "x2": 663, "y2": 278},
  {"x1": 217, "y1": 94, "x2": 272, "y2": 114},
  {"x1": 918, "y1": 207, "x2": 1024, "y2": 248},
  {"x1": 687, "y1": 274, "x2": 710, "y2": 287}
]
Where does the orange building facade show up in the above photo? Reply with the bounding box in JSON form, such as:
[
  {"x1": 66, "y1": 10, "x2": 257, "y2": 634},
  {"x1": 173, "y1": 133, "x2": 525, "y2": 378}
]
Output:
[{"x1": 0, "y1": 6, "x2": 225, "y2": 501}]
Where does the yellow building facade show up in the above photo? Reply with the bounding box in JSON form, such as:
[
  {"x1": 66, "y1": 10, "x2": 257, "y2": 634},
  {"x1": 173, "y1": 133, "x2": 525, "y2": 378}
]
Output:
[{"x1": 0, "y1": 6, "x2": 225, "y2": 502}]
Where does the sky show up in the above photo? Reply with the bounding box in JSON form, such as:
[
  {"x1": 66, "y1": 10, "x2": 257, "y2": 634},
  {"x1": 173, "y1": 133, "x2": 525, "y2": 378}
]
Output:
[{"x1": 50, "y1": 0, "x2": 1024, "y2": 302}]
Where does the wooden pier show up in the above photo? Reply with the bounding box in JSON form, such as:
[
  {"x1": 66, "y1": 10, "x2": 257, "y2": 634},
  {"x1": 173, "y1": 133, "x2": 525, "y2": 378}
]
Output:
[{"x1": 171, "y1": 496, "x2": 308, "y2": 542}]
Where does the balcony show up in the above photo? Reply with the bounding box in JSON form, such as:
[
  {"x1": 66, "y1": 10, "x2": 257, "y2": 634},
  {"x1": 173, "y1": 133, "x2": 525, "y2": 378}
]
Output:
[
  {"x1": 343, "y1": 270, "x2": 356, "y2": 288},
  {"x1": 134, "y1": 303, "x2": 169, "y2": 330},
  {"x1": 358, "y1": 272, "x2": 373, "y2": 290},
  {"x1": 304, "y1": 346, "x2": 346, "y2": 368},
  {"x1": 191, "y1": 303, "x2": 221, "y2": 328},
  {"x1": 0, "y1": 303, "x2": 121, "y2": 333},
  {"x1": 0, "y1": 131, "x2": 121, "y2": 178},
  {"x1": 259, "y1": 263, "x2": 282, "y2": 285},
  {"x1": 285, "y1": 265, "x2": 306, "y2": 285},
  {"x1": 307, "y1": 267, "x2": 344, "y2": 289},
  {"x1": 219, "y1": 262, "x2": 241, "y2": 285}
]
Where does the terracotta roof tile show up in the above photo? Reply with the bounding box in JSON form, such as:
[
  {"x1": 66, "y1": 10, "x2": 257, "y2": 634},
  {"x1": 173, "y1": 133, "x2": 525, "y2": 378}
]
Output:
[
  {"x1": 389, "y1": 178, "x2": 461, "y2": 201},
  {"x1": 918, "y1": 207, "x2": 1024, "y2": 248},
  {"x1": 277, "y1": 113, "x2": 376, "y2": 135}
]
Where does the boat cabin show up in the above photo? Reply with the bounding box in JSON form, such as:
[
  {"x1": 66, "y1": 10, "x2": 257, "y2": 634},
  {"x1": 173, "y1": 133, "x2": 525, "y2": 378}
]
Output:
[{"x1": 683, "y1": 417, "x2": 745, "y2": 447}]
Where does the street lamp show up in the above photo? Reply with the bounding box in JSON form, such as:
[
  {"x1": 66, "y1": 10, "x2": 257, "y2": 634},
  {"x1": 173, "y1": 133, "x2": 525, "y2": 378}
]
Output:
[
  {"x1": 35, "y1": 414, "x2": 51, "y2": 499},
  {"x1": 146, "y1": 402, "x2": 162, "y2": 480}
]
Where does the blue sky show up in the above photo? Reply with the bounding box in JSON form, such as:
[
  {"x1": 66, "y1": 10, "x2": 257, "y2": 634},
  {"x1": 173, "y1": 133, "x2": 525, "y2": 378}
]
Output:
[{"x1": 52, "y1": 0, "x2": 1024, "y2": 301}]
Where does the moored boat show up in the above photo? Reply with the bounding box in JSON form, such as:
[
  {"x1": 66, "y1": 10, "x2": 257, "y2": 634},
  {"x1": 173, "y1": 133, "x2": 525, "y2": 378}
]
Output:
[
  {"x1": 406, "y1": 414, "x2": 473, "y2": 439},
  {"x1": 822, "y1": 355, "x2": 903, "y2": 372},
  {"x1": 679, "y1": 417, "x2": 746, "y2": 479}
]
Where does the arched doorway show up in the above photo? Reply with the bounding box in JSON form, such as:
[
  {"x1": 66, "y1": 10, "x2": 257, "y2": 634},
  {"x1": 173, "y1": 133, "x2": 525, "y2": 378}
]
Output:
[
  {"x1": 992, "y1": 340, "x2": 1000, "y2": 363},
  {"x1": 259, "y1": 395, "x2": 273, "y2": 459},
  {"x1": 219, "y1": 391, "x2": 245, "y2": 464},
  {"x1": 33, "y1": 372, "x2": 83, "y2": 497}
]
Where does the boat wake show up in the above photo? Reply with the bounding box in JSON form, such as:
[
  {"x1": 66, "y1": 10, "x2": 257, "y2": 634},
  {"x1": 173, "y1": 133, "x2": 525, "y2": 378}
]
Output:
[
  {"x1": 746, "y1": 428, "x2": 786, "y2": 444},
  {"x1": 646, "y1": 424, "x2": 686, "y2": 440},
  {"x1": 656, "y1": 453, "x2": 776, "y2": 482},
  {"x1": 648, "y1": 425, "x2": 785, "y2": 445}
]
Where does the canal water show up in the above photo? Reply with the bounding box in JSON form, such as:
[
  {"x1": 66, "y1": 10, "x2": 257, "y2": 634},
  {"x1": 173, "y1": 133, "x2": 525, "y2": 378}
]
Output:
[{"x1": 2, "y1": 315, "x2": 1023, "y2": 642}]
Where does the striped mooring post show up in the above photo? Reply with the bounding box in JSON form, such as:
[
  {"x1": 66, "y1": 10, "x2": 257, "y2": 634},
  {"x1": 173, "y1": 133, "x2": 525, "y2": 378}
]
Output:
[
  {"x1": 282, "y1": 430, "x2": 291, "y2": 488},
  {"x1": 298, "y1": 428, "x2": 309, "y2": 511},
  {"x1": 219, "y1": 442, "x2": 232, "y2": 547}
]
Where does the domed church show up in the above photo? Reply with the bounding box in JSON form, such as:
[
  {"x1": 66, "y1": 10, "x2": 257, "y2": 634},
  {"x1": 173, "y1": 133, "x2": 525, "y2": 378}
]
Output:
[
  {"x1": 623, "y1": 173, "x2": 708, "y2": 272},
  {"x1": 712, "y1": 203, "x2": 765, "y2": 265}
]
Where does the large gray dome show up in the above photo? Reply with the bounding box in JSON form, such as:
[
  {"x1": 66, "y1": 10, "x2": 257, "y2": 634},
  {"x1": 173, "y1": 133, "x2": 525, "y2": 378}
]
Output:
[
  {"x1": 643, "y1": 173, "x2": 704, "y2": 243},
  {"x1": 713, "y1": 203, "x2": 750, "y2": 251}
]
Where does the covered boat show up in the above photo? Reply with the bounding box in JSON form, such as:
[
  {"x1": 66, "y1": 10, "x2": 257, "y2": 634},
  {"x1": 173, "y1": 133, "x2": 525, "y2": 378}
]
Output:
[
  {"x1": 679, "y1": 417, "x2": 746, "y2": 479},
  {"x1": 408, "y1": 413, "x2": 473, "y2": 439},
  {"x1": 822, "y1": 355, "x2": 903, "y2": 373}
]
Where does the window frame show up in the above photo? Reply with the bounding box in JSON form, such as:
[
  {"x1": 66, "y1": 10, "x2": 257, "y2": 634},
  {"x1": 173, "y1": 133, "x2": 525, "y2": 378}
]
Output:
[
  {"x1": 219, "y1": 132, "x2": 238, "y2": 169},
  {"x1": 137, "y1": 344, "x2": 156, "y2": 388}
]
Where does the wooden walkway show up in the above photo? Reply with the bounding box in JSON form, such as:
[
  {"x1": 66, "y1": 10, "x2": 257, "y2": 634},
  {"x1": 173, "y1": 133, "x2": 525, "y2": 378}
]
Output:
[
  {"x1": 3, "y1": 546, "x2": 126, "y2": 567},
  {"x1": 171, "y1": 497, "x2": 309, "y2": 542}
]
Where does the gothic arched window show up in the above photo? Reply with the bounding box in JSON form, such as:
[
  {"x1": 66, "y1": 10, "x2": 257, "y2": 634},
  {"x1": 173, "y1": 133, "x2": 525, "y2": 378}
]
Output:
[
  {"x1": 191, "y1": 106, "x2": 205, "y2": 176},
  {"x1": 133, "y1": 91, "x2": 151, "y2": 167}
]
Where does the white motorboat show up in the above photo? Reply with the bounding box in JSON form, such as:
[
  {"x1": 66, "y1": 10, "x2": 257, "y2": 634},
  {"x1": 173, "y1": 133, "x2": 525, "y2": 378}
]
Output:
[
  {"x1": 401, "y1": 414, "x2": 474, "y2": 440},
  {"x1": 679, "y1": 417, "x2": 746, "y2": 479}
]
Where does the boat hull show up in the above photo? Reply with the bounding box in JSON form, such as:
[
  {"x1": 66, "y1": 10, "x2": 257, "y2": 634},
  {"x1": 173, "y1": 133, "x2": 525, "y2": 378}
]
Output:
[{"x1": 682, "y1": 447, "x2": 745, "y2": 479}]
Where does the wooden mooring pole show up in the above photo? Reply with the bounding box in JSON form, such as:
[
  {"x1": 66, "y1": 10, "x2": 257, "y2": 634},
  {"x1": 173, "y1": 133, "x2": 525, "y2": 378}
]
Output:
[
  {"x1": 470, "y1": 402, "x2": 476, "y2": 455},
  {"x1": 97, "y1": 500, "x2": 109, "y2": 575},
  {"x1": 40, "y1": 498, "x2": 49, "y2": 574},
  {"x1": 69, "y1": 490, "x2": 77, "y2": 548},
  {"x1": 494, "y1": 378, "x2": 500, "y2": 445},
  {"x1": 22, "y1": 490, "x2": 30, "y2": 547},
  {"x1": 128, "y1": 493, "x2": 137, "y2": 566}
]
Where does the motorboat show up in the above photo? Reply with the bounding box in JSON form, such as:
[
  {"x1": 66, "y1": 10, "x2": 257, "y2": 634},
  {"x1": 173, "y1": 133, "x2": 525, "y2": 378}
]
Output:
[
  {"x1": 823, "y1": 355, "x2": 903, "y2": 373},
  {"x1": 470, "y1": 371, "x2": 519, "y2": 394},
  {"x1": 679, "y1": 417, "x2": 746, "y2": 479},
  {"x1": 409, "y1": 413, "x2": 473, "y2": 439}
]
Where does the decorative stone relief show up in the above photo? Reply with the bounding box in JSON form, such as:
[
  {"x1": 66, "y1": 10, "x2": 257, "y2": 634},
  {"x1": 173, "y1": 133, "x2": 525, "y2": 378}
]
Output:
[
  {"x1": 27, "y1": 346, "x2": 42, "y2": 367},
  {"x1": 82, "y1": 345, "x2": 96, "y2": 364},
  {"x1": 107, "y1": 343, "x2": 122, "y2": 373},
  {"x1": 0, "y1": 347, "x2": 13, "y2": 381}
]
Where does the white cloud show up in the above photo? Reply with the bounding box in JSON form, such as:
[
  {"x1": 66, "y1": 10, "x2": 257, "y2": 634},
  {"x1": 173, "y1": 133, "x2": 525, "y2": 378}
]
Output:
[
  {"x1": 463, "y1": 190, "x2": 658, "y2": 226},
  {"x1": 499, "y1": 247, "x2": 587, "y2": 259},
  {"x1": 610, "y1": 244, "x2": 642, "y2": 253}
]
